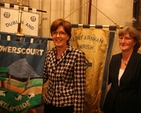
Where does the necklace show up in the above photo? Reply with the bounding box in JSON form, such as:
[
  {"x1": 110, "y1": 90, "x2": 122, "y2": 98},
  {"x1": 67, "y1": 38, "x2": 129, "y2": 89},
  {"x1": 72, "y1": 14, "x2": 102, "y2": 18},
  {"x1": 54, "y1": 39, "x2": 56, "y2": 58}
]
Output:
[
  {"x1": 122, "y1": 54, "x2": 131, "y2": 67},
  {"x1": 124, "y1": 62, "x2": 127, "y2": 66},
  {"x1": 122, "y1": 59, "x2": 128, "y2": 66}
]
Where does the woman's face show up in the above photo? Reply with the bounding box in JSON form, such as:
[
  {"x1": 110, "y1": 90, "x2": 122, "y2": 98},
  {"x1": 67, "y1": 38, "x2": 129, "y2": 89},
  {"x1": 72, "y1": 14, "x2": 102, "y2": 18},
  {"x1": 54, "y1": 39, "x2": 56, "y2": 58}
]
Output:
[
  {"x1": 51, "y1": 26, "x2": 69, "y2": 48},
  {"x1": 119, "y1": 33, "x2": 136, "y2": 52}
]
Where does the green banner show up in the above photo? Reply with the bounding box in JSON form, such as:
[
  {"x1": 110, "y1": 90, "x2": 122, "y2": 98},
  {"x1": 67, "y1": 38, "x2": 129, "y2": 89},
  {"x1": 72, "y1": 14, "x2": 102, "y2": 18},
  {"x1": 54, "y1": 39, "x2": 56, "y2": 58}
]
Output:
[{"x1": 0, "y1": 32, "x2": 47, "y2": 113}]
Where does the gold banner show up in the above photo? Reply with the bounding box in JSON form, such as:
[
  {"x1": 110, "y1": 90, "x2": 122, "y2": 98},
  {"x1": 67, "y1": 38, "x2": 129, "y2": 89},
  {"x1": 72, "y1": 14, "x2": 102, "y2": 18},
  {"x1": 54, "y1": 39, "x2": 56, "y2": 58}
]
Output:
[{"x1": 71, "y1": 28, "x2": 109, "y2": 113}]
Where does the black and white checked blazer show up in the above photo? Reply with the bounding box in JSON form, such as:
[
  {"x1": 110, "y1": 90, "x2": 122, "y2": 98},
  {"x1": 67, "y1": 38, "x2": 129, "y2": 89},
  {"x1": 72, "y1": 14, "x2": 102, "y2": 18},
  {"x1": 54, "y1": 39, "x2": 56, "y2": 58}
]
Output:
[{"x1": 43, "y1": 45, "x2": 86, "y2": 113}]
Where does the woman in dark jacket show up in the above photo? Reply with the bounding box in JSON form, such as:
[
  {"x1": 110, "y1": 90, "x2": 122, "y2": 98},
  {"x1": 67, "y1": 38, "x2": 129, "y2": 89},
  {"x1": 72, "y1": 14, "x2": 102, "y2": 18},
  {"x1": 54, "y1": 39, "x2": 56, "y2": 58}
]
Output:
[{"x1": 102, "y1": 26, "x2": 141, "y2": 113}]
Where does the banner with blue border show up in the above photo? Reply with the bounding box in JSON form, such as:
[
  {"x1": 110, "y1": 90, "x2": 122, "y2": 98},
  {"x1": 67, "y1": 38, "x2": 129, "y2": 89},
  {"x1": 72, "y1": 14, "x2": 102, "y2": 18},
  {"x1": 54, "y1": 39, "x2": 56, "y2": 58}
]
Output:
[{"x1": 0, "y1": 32, "x2": 47, "y2": 113}]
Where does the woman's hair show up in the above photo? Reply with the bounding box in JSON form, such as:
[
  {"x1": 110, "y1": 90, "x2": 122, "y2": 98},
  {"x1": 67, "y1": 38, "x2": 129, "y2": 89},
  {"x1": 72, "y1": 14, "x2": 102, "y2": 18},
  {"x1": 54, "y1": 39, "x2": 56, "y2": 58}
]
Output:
[
  {"x1": 50, "y1": 18, "x2": 72, "y2": 44},
  {"x1": 118, "y1": 26, "x2": 141, "y2": 52}
]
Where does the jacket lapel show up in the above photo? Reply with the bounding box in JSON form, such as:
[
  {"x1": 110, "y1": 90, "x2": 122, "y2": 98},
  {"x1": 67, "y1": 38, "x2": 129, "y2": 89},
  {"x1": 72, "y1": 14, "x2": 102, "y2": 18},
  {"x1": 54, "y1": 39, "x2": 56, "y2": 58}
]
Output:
[
  {"x1": 119, "y1": 52, "x2": 138, "y2": 88},
  {"x1": 49, "y1": 50, "x2": 56, "y2": 71},
  {"x1": 114, "y1": 54, "x2": 122, "y2": 89}
]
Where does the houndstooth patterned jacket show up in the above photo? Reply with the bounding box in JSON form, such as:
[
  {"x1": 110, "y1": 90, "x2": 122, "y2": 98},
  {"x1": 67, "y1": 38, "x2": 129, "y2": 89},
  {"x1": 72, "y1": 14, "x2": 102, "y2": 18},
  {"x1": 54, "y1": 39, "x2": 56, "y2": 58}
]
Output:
[{"x1": 43, "y1": 45, "x2": 86, "y2": 113}]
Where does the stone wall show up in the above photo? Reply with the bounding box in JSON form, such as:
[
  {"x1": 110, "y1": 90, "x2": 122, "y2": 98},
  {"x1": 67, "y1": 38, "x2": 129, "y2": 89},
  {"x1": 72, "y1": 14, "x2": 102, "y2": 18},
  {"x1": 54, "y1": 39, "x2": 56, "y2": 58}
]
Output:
[{"x1": 133, "y1": 0, "x2": 141, "y2": 30}]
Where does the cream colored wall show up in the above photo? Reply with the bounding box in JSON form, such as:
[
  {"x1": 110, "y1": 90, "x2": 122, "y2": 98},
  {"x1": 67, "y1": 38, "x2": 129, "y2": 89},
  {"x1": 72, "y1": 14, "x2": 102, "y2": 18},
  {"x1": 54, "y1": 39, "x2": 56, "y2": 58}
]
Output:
[
  {"x1": 94, "y1": 0, "x2": 133, "y2": 26},
  {"x1": 28, "y1": 0, "x2": 90, "y2": 50},
  {"x1": 0, "y1": 0, "x2": 134, "y2": 53},
  {"x1": 90, "y1": 0, "x2": 133, "y2": 55},
  {"x1": 28, "y1": 0, "x2": 92, "y2": 37},
  {"x1": 27, "y1": 0, "x2": 133, "y2": 53}
]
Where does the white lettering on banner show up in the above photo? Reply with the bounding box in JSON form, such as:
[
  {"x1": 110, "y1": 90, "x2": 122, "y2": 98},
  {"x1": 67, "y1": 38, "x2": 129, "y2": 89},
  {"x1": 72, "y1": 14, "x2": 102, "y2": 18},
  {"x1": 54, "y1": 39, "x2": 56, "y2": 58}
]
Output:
[
  {"x1": 0, "y1": 100, "x2": 30, "y2": 112},
  {"x1": 0, "y1": 45, "x2": 44, "y2": 56}
]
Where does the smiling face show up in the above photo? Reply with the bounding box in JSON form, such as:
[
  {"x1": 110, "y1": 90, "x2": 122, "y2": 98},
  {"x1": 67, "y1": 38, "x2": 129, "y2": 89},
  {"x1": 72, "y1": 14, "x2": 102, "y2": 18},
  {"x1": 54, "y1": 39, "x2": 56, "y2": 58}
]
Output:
[
  {"x1": 119, "y1": 33, "x2": 136, "y2": 52},
  {"x1": 51, "y1": 26, "x2": 69, "y2": 49}
]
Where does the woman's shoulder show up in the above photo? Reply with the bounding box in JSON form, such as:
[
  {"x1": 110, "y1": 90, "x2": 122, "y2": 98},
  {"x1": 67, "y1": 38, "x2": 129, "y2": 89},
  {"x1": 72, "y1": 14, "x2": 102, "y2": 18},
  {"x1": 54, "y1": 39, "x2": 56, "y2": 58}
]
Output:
[{"x1": 133, "y1": 52, "x2": 141, "y2": 60}]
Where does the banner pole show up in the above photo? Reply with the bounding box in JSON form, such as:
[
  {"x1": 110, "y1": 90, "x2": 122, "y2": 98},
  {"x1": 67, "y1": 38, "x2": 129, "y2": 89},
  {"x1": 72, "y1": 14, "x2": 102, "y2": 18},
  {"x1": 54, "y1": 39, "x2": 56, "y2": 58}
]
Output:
[{"x1": 17, "y1": 0, "x2": 23, "y2": 34}]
